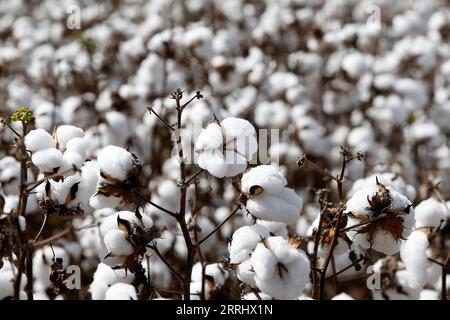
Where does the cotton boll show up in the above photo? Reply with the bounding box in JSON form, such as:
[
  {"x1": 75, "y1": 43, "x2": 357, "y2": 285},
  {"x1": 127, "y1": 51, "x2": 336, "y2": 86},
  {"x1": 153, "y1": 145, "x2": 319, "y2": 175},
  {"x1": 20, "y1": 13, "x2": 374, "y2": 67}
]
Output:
[
  {"x1": 229, "y1": 224, "x2": 270, "y2": 264},
  {"x1": 56, "y1": 125, "x2": 84, "y2": 150},
  {"x1": 104, "y1": 229, "x2": 134, "y2": 257},
  {"x1": 90, "y1": 262, "x2": 135, "y2": 300},
  {"x1": 414, "y1": 198, "x2": 447, "y2": 231},
  {"x1": 100, "y1": 211, "x2": 153, "y2": 238},
  {"x1": 31, "y1": 148, "x2": 66, "y2": 173},
  {"x1": 345, "y1": 183, "x2": 414, "y2": 255},
  {"x1": 251, "y1": 236, "x2": 310, "y2": 300},
  {"x1": 195, "y1": 117, "x2": 258, "y2": 178},
  {"x1": 97, "y1": 145, "x2": 134, "y2": 181},
  {"x1": 24, "y1": 129, "x2": 54, "y2": 152},
  {"x1": 241, "y1": 165, "x2": 302, "y2": 224},
  {"x1": 400, "y1": 230, "x2": 429, "y2": 288},
  {"x1": 105, "y1": 283, "x2": 137, "y2": 300}
]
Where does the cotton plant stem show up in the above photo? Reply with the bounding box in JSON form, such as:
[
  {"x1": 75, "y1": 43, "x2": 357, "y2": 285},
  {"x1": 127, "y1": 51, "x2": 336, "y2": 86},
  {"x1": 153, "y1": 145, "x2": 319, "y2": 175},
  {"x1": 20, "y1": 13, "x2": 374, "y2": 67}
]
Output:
[
  {"x1": 311, "y1": 206, "x2": 326, "y2": 299},
  {"x1": 325, "y1": 256, "x2": 365, "y2": 280},
  {"x1": 34, "y1": 213, "x2": 48, "y2": 242},
  {"x1": 318, "y1": 207, "x2": 344, "y2": 300},
  {"x1": 315, "y1": 150, "x2": 349, "y2": 300},
  {"x1": 148, "y1": 245, "x2": 184, "y2": 284},
  {"x1": 14, "y1": 127, "x2": 33, "y2": 300},
  {"x1": 197, "y1": 206, "x2": 240, "y2": 246},
  {"x1": 173, "y1": 90, "x2": 196, "y2": 300}
]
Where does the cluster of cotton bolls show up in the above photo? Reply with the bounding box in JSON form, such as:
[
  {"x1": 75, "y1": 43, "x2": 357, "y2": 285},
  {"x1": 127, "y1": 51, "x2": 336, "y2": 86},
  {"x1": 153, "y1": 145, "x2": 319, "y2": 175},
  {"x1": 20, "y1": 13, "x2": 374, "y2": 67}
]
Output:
[{"x1": 1, "y1": 0, "x2": 450, "y2": 301}]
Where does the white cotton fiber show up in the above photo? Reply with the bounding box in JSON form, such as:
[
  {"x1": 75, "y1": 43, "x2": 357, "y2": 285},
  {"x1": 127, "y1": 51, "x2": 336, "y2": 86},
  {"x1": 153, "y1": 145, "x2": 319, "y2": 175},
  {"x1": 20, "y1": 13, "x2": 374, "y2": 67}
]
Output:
[
  {"x1": 97, "y1": 145, "x2": 134, "y2": 181},
  {"x1": 104, "y1": 229, "x2": 134, "y2": 256},
  {"x1": 229, "y1": 224, "x2": 270, "y2": 264},
  {"x1": 105, "y1": 283, "x2": 137, "y2": 300},
  {"x1": 56, "y1": 125, "x2": 84, "y2": 150},
  {"x1": 24, "y1": 128, "x2": 54, "y2": 152}
]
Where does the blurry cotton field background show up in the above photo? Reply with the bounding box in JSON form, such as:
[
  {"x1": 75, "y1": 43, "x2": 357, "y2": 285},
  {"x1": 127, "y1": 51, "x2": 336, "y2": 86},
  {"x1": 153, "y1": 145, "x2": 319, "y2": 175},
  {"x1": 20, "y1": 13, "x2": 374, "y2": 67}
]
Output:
[{"x1": 0, "y1": 0, "x2": 449, "y2": 301}]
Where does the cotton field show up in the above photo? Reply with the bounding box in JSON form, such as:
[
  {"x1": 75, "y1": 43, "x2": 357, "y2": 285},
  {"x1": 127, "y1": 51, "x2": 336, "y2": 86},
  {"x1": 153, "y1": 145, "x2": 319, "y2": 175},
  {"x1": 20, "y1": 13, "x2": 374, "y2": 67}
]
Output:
[{"x1": 0, "y1": 0, "x2": 449, "y2": 302}]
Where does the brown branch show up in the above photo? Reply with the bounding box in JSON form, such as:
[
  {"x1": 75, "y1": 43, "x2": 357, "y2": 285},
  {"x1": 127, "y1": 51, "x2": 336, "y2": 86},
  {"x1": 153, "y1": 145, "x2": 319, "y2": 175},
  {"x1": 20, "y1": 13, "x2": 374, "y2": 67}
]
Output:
[
  {"x1": 197, "y1": 206, "x2": 240, "y2": 246},
  {"x1": 148, "y1": 245, "x2": 184, "y2": 284},
  {"x1": 147, "y1": 106, "x2": 175, "y2": 131},
  {"x1": 325, "y1": 256, "x2": 365, "y2": 280}
]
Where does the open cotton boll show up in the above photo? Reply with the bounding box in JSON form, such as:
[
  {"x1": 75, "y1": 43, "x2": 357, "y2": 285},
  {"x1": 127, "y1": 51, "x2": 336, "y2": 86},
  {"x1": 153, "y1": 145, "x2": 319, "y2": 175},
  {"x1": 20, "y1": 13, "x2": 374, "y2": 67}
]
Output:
[
  {"x1": 31, "y1": 148, "x2": 66, "y2": 173},
  {"x1": 105, "y1": 283, "x2": 137, "y2": 300},
  {"x1": 414, "y1": 198, "x2": 447, "y2": 231},
  {"x1": 24, "y1": 128, "x2": 54, "y2": 152},
  {"x1": 195, "y1": 117, "x2": 258, "y2": 178},
  {"x1": 89, "y1": 262, "x2": 135, "y2": 300},
  {"x1": 400, "y1": 230, "x2": 429, "y2": 288},
  {"x1": 241, "y1": 165, "x2": 302, "y2": 224},
  {"x1": 97, "y1": 145, "x2": 134, "y2": 181},
  {"x1": 251, "y1": 236, "x2": 310, "y2": 300},
  {"x1": 345, "y1": 182, "x2": 414, "y2": 255},
  {"x1": 56, "y1": 125, "x2": 84, "y2": 150},
  {"x1": 100, "y1": 210, "x2": 153, "y2": 238},
  {"x1": 229, "y1": 224, "x2": 270, "y2": 264},
  {"x1": 104, "y1": 229, "x2": 134, "y2": 257}
]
